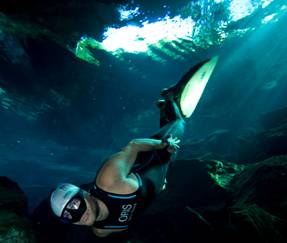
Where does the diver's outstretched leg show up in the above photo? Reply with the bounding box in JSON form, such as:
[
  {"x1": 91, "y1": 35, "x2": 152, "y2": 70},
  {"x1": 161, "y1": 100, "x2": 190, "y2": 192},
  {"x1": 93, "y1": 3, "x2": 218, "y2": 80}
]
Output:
[
  {"x1": 153, "y1": 99, "x2": 185, "y2": 139},
  {"x1": 134, "y1": 57, "x2": 219, "y2": 193},
  {"x1": 132, "y1": 100, "x2": 186, "y2": 194},
  {"x1": 133, "y1": 100, "x2": 185, "y2": 173},
  {"x1": 156, "y1": 98, "x2": 185, "y2": 128}
]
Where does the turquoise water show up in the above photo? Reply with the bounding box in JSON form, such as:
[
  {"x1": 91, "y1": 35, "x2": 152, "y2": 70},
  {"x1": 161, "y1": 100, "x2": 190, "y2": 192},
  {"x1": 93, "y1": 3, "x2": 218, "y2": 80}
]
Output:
[{"x1": 0, "y1": 0, "x2": 286, "y2": 211}]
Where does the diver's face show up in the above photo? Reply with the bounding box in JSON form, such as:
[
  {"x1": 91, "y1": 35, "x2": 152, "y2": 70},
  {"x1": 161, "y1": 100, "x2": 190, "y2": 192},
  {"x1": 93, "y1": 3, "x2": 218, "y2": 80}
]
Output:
[{"x1": 75, "y1": 194, "x2": 97, "y2": 226}]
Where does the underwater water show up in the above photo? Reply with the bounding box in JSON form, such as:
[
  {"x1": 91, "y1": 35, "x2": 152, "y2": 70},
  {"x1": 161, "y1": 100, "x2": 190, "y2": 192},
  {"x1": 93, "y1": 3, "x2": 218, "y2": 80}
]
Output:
[{"x1": 0, "y1": 0, "x2": 287, "y2": 223}]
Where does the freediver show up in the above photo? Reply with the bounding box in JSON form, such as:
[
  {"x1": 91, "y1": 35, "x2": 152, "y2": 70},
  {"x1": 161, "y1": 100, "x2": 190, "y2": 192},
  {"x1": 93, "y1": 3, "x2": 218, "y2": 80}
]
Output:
[{"x1": 49, "y1": 57, "x2": 218, "y2": 238}]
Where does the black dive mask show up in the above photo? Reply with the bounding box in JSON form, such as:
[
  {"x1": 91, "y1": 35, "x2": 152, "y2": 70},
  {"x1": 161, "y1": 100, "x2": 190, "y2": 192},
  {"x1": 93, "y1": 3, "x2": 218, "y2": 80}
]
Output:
[{"x1": 61, "y1": 191, "x2": 87, "y2": 223}]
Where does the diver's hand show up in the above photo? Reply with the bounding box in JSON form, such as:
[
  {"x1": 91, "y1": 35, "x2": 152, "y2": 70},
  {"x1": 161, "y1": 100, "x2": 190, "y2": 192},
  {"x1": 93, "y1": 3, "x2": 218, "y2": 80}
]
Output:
[{"x1": 162, "y1": 135, "x2": 180, "y2": 154}]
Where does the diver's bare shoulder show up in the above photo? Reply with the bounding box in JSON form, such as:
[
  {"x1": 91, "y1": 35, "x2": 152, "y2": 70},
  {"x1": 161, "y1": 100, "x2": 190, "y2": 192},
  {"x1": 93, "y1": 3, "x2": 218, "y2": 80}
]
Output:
[
  {"x1": 95, "y1": 144, "x2": 140, "y2": 194},
  {"x1": 96, "y1": 163, "x2": 140, "y2": 194}
]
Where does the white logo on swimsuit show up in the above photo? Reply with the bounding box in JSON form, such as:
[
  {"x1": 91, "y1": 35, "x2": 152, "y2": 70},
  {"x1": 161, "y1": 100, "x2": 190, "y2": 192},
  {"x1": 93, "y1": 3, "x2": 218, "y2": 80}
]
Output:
[{"x1": 118, "y1": 203, "x2": 137, "y2": 223}]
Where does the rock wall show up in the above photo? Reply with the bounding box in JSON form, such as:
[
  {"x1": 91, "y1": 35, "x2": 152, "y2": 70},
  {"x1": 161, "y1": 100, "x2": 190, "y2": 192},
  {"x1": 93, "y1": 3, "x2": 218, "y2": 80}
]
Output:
[{"x1": 0, "y1": 176, "x2": 36, "y2": 243}]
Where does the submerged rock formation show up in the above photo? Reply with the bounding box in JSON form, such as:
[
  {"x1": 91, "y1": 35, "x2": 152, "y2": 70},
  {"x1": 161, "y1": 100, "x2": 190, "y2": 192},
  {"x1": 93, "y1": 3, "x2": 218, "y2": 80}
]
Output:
[
  {"x1": 130, "y1": 155, "x2": 287, "y2": 243},
  {"x1": 128, "y1": 107, "x2": 287, "y2": 242},
  {"x1": 0, "y1": 176, "x2": 36, "y2": 243}
]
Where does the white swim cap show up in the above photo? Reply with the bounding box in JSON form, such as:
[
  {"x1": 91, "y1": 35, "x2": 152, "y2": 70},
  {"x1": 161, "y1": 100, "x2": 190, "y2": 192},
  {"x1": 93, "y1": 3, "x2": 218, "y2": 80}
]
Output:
[{"x1": 50, "y1": 183, "x2": 80, "y2": 217}]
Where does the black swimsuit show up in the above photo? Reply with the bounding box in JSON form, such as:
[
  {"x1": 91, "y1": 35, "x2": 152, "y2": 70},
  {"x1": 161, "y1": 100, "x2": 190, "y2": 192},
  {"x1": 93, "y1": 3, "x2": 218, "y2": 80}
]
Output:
[{"x1": 90, "y1": 173, "x2": 155, "y2": 230}]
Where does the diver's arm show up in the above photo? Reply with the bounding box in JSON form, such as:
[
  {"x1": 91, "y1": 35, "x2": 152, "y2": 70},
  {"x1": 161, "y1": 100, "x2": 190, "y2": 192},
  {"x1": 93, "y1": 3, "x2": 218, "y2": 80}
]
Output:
[
  {"x1": 130, "y1": 138, "x2": 167, "y2": 152},
  {"x1": 131, "y1": 136, "x2": 180, "y2": 154},
  {"x1": 96, "y1": 138, "x2": 167, "y2": 187}
]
